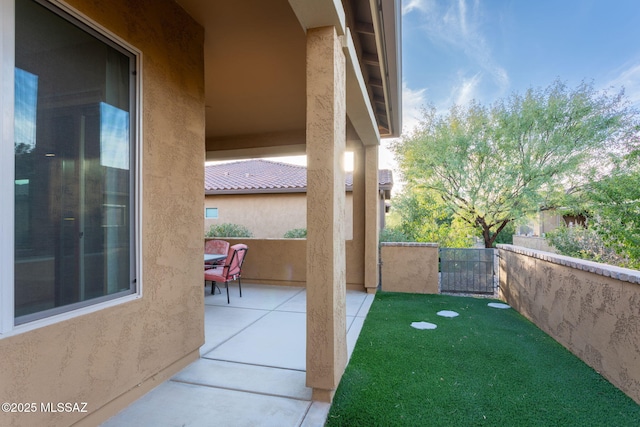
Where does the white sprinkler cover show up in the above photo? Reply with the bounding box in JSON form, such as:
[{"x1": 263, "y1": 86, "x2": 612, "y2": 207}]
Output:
[
  {"x1": 437, "y1": 310, "x2": 459, "y2": 318},
  {"x1": 488, "y1": 302, "x2": 511, "y2": 309},
  {"x1": 411, "y1": 321, "x2": 437, "y2": 330}
]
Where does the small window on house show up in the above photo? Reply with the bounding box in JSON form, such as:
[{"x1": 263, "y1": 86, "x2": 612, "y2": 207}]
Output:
[{"x1": 205, "y1": 208, "x2": 219, "y2": 219}]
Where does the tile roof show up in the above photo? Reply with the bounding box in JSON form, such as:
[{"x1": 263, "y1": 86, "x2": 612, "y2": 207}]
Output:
[{"x1": 204, "y1": 159, "x2": 393, "y2": 194}]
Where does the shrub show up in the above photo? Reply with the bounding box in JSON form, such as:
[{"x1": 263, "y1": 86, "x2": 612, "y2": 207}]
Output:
[
  {"x1": 283, "y1": 228, "x2": 307, "y2": 238},
  {"x1": 379, "y1": 227, "x2": 411, "y2": 243},
  {"x1": 546, "y1": 225, "x2": 630, "y2": 267},
  {"x1": 205, "y1": 223, "x2": 253, "y2": 238}
]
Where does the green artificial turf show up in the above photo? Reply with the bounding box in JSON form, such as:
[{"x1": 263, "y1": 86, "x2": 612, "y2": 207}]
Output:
[{"x1": 327, "y1": 292, "x2": 640, "y2": 427}]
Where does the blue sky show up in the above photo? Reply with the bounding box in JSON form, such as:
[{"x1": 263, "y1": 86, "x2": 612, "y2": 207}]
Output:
[{"x1": 398, "y1": 0, "x2": 640, "y2": 138}]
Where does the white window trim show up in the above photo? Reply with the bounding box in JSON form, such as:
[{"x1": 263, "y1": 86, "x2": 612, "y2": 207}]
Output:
[
  {"x1": 0, "y1": 0, "x2": 144, "y2": 337},
  {"x1": 0, "y1": 0, "x2": 16, "y2": 335}
]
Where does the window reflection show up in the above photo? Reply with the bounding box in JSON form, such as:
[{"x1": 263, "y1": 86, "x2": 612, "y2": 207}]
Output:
[
  {"x1": 14, "y1": 68, "x2": 38, "y2": 152},
  {"x1": 100, "y1": 103, "x2": 129, "y2": 170}
]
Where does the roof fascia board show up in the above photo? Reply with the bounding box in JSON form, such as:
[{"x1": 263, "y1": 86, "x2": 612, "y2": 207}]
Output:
[
  {"x1": 207, "y1": 189, "x2": 356, "y2": 195},
  {"x1": 343, "y1": 28, "x2": 380, "y2": 146},
  {"x1": 206, "y1": 184, "x2": 389, "y2": 196},
  {"x1": 368, "y1": 0, "x2": 391, "y2": 136},
  {"x1": 206, "y1": 188, "x2": 308, "y2": 196},
  {"x1": 370, "y1": 0, "x2": 402, "y2": 138},
  {"x1": 381, "y1": 0, "x2": 402, "y2": 137}
]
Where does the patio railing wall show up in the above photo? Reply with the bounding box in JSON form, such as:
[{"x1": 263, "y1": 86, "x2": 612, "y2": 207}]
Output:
[
  {"x1": 379, "y1": 242, "x2": 439, "y2": 293},
  {"x1": 205, "y1": 238, "x2": 369, "y2": 290},
  {"x1": 498, "y1": 244, "x2": 640, "y2": 405}
]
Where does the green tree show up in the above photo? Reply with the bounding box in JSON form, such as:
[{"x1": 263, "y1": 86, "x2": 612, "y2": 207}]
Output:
[
  {"x1": 393, "y1": 80, "x2": 637, "y2": 248},
  {"x1": 585, "y1": 150, "x2": 640, "y2": 268},
  {"x1": 378, "y1": 227, "x2": 411, "y2": 243},
  {"x1": 389, "y1": 189, "x2": 477, "y2": 247}
]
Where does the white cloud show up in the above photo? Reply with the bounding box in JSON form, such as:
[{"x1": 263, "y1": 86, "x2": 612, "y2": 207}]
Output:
[
  {"x1": 454, "y1": 72, "x2": 482, "y2": 106},
  {"x1": 457, "y1": 0, "x2": 469, "y2": 36},
  {"x1": 401, "y1": 82, "x2": 428, "y2": 134},
  {"x1": 405, "y1": 0, "x2": 509, "y2": 104},
  {"x1": 606, "y1": 62, "x2": 640, "y2": 107},
  {"x1": 402, "y1": 0, "x2": 432, "y2": 15}
]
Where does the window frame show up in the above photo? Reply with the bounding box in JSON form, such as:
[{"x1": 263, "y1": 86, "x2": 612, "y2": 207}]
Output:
[{"x1": 0, "y1": 0, "x2": 143, "y2": 336}]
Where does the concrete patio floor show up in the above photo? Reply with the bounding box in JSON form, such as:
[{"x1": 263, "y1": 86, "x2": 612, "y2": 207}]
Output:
[{"x1": 102, "y1": 283, "x2": 375, "y2": 427}]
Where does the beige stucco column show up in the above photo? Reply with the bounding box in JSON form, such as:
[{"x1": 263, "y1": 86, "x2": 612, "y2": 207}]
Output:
[
  {"x1": 350, "y1": 143, "x2": 365, "y2": 234},
  {"x1": 305, "y1": 26, "x2": 347, "y2": 402},
  {"x1": 364, "y1": 144, "x2": 380, "y2": 293},
  {"x1": 349, "y1": 142, "x2": 365, "y2": 286}
]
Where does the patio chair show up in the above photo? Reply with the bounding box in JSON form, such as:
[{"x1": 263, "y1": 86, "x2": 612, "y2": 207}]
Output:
[
  {"x1": 204, "y1": 239, "x2": 229, "y2": 270},
  {"x1": 204, "y1": 243, "x2": 248, "y2": 303}
]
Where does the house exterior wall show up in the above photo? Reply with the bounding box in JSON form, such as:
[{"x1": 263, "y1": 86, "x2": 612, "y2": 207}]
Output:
[
  {"x1": 204, "y1": 192, "x2": 354, "y2": 239},
  {"x1": 520, "y1": 209, "x2": 565, "y2": 237},
  {"x1": 205, "y1": 193, "x2": 306, "y2": 238},
  {"x1": 498, "y1": 245, "x2": 640, "y2": 405},
  {"x1": 0, "y1": 1, "x2": 205, "y2": 426},
  {"x1": 538, "y1": 209, "x2": 563, "y2": 235}
]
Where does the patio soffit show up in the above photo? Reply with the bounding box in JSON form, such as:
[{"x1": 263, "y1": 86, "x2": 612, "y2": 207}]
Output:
[{"x1": 173, "y1": 0, "x2": 401, "y2": 158}]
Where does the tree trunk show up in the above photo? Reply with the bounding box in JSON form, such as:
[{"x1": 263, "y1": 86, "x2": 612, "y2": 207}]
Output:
[
  {"x1": 475, "y1": 216, "x2": 495, "y2": 248},
  {"x1": 483, "y1": 227, "x2": 493, "y2": 248},
  {"x1": 481, "y1": 219, "x2": 511, "y2": 248}
]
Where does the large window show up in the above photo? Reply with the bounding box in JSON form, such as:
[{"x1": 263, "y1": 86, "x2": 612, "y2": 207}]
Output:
[{"x1": 7, "y1": 0, "x2": 139, "y2": 326}]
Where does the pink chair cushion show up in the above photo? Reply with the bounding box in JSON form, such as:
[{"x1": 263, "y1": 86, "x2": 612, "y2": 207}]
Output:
[
  {"x1": 204, "y1": 239, "x2": 230, "y2": 269},
  {"x1": 205, "y1": 239, "x2": 230, "y2": 255},
  {"x1": 203, "y1": 243, "x2": 248, "y2": 282},
  {"x1": 226, "y1": 244, "x2": 247, "y2": 276},
  {"x1": 204, "y1": 266, "x2": 226, "y2": 282}
]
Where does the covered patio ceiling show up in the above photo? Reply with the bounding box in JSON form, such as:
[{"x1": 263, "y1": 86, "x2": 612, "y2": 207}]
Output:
[{"x1": 174, "y1": 0, "x2": 401, "y2": 159}]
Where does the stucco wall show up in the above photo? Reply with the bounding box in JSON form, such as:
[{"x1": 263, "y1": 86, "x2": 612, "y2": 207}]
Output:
[
  {"x1": 1, "y1": 1, "x2": 205, "y2": 426},
  {"x1": 498, "y1": 244, "x2": 640, "y2": 405},
  {"x1": 212, "y1": 238, "x2": 366, "y2": 290},
  {"x1": 205, "y1": 193, "x2": 306, "y2": 238},
  {"x1": 512, "y1": 235, "x2": 558, "y2": 254},
  {"x1": 204, "y1": 192, "x2": 354, "y2": 239},
  {"x1": 535, "y1": 209, "x2": 563, "y2": 235},
  {"x1": 380, "y1": 243, "x2": 439, "y2": 294}
]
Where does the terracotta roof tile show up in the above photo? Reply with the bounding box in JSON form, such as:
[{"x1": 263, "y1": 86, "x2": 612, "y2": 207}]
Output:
[{"x1": 204, "y1": 159, "x2": 392, "y2": 194}]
